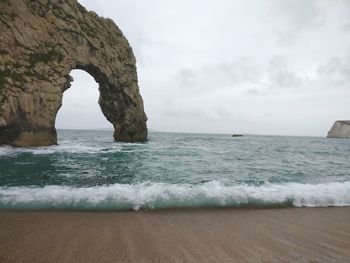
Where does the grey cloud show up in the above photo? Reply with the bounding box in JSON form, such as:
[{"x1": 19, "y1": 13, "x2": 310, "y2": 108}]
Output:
[
  {"x1": 317, "y1": 56, "x2": 350, "y2": 86},
  {"x1": 163, "y1": 104, "x2": 213, "y2": 122},
  {"x1": 177, "y1": 69, "x2": 196, "y2": 87},
  {"x1": 175, "y1": 58, "x2": 260, "y2": 91},
  {"x1": 245, "y1": 88, "x2": 265, "y2": 96},
  {"x1": 213, "y1": 106, "x2": 234, "y2": 119},
  {"x1": 212, "y1": 58, "x2": 261, "y2": 84},
  {"x1": 258, "y1": 113, "x2": 273, "y2": 120},
  {"x1": 337, "y1": 1, "x2": 350, "y2": 31},
  {"x1": 269, "y1": 0, "x2": 325, "y2": 45},
  {"x1": 317, "y1": 57, "x2": 343, "y2": 75},
  {"x1": 159, "y1": 98, "x2": 235, "y2": 123},
  {"x1": 268, "y1": 55, "x2": 305, "y2": 88}
]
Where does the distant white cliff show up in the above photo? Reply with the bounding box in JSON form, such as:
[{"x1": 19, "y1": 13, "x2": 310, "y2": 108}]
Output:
[{"x1": 327, "y1": 121, "x2": 350, "y2": 138}]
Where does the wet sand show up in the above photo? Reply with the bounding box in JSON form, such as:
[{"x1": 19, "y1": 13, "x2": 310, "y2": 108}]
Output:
[{"x1": 0, "y1": 207, "x2": 349, "y2": 262}]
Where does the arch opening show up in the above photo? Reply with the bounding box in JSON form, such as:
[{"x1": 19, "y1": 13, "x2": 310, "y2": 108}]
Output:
[{"x1": 55, "y1": 69, "x2": 113, "y2": 131}]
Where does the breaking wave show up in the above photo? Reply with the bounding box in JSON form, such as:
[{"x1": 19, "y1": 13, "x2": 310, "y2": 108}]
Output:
[{"x1": 0, "y1": 181, "x2": 349, "y2": 210}]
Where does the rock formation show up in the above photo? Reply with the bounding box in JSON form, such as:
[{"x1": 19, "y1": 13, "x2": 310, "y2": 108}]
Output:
[
  {"x1": 327, "y1": 121, "x2": 350, "y2": 139},
  {"x1": 0, "y1": 0, "x2": 147, "y2": 147}
]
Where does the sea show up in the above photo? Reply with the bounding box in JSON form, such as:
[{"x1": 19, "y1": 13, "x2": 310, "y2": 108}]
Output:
[{"x1": 0, "y1": 130, "x2": 349, "y2": 210}]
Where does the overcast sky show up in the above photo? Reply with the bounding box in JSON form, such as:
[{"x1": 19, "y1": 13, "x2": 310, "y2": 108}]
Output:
[{"x1": 56, "y1": 0, "x2": 350, "y2": 136}]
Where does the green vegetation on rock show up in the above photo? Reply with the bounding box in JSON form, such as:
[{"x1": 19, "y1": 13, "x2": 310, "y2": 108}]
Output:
[
  {"x1": 0, "y1": 69, "x2": 8, "y2": 90},
  {"x1": 29, "y1": 50, "x2": 64, "y2": 65},
  {"x1": 0, "y1": 68, "x2": 26, "y2": 91},
  {"x1": 0, "y1": 49, "x2": 9, "y2": 55}
]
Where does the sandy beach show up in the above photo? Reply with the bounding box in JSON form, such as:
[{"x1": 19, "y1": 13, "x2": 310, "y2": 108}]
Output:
[{"x1": 0, "y1": 207, "x2": 349, "y2": 262}]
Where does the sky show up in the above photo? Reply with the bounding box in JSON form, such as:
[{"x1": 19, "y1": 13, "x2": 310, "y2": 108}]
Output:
[{"x1": 56, "y1": 0, "x2": 350, "y2": 136}]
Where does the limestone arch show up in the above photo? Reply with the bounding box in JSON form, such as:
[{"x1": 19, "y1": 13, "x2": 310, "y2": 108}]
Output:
[{"x1": 0, "y1": 0, "x2": 147, "y2": 146}]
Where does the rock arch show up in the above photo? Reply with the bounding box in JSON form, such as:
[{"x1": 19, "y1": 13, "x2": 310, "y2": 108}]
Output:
[{"x1": 0, "y1": 0, "x2": 147, "y2": 147}]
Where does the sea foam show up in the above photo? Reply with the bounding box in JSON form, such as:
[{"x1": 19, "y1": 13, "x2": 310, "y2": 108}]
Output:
[{"x1": 0, "y1": 181, "x2": 349, "y2": 210}]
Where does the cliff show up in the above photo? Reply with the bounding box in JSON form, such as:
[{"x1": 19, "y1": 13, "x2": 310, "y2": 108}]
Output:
[
  {"x1": 0, "y1": 0, "x2": 147, "y2": 146},
  {"x1": 327, "y1": 121, "x2": 350, "y2": 139}
]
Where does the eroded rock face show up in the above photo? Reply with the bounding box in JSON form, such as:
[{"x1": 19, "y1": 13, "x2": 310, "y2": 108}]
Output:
[
  {"x1": 0, "y1": 0, "x2": 147, "y2": 146},
  {"x1": 327, "y1": 121, "x2": 350, "y2": 139}
]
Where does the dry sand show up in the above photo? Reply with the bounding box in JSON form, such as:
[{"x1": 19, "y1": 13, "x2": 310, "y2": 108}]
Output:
[{"x1": 0, "y1": 207, "x2": 349, "y2": 262}]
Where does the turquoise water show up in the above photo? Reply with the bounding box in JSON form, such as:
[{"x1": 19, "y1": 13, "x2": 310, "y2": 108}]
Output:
[{"x1": 0, "y1": 130, "x2": 349, "y2": 210}]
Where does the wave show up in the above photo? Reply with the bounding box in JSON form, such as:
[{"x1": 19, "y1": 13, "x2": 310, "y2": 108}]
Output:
[
  {"x1": 0, "y1": 141, "x2": 155, "y2": 156},
  {"x1": 0, "y1": 181, "x2": 350, "y2": 210},
  {"x1": 0, "y1": 142, "x2": 124, "y2": 156}
]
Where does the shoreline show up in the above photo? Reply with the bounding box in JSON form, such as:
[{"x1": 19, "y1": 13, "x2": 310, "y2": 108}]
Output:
[
  {"x1": 0, "y1": 203, "x2": 347, "y2": 212},
  {"x1": 0, "y1": 207, "x2": 349, "y2": 262}
]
